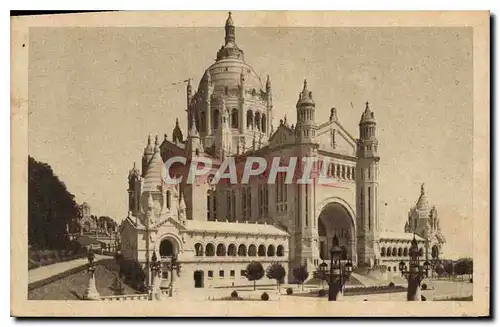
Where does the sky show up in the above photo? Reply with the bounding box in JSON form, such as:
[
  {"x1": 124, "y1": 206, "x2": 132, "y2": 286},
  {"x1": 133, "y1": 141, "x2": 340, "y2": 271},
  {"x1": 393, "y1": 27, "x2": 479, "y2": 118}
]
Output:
[{"x1": 28, "y1": 22, "x2": 473, "y2": 258}]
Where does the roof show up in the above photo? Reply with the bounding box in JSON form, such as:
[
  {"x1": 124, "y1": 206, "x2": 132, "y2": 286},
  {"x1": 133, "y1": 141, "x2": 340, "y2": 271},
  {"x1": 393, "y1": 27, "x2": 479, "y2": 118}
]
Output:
[
  {"x1": 379, "y1": 231, "x2": 425, "y2": 242},
  {"x1": 185, "y1": 220, "x2": 289, "y2": 237}
]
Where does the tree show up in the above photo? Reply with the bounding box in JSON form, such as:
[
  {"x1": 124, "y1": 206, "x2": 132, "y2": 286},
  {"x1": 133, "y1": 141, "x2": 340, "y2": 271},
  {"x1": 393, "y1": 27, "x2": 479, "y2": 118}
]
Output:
[
  {"x1": 266, "y1": 262, "x2": 286, "y2": 291},
  {"x1": 455, "y1": 258, "x2": 473, "y2": 278},
  {"x1": 245, "y1": 261, "x2": 265, "y2": 291},
  {"x1": 28, "y1": 156, "x2": 79, "y2": 249},
  {"x1": 292, "y1": 265, "x2": 309, "y2": 291}
]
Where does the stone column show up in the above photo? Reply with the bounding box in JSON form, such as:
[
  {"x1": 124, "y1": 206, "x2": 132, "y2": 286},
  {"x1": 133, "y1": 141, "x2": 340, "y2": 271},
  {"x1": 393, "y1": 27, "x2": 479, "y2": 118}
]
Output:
[{"x1": 84, "y1": 268, "x2": 100, "y2": 300}]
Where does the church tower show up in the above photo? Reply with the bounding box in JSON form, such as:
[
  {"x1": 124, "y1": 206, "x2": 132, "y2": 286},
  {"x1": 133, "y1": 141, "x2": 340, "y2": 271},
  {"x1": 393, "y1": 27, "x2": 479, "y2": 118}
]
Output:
[
  {"x1": 356, "y1": 102, "x2": 380, "y2": 267},
  {"x1": 295, "y1": 79, "x2": 317, "y2": 144}
]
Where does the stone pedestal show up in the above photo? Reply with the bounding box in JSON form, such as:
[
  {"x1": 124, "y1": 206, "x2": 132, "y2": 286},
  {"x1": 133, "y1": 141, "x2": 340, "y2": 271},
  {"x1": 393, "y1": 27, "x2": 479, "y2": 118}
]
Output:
[
  {"x1": 84, "y1": 269, "x2": 100, "y2": 300},
  {"x1": 407, "y1": 277, "x2": 422, "y2": 301}
]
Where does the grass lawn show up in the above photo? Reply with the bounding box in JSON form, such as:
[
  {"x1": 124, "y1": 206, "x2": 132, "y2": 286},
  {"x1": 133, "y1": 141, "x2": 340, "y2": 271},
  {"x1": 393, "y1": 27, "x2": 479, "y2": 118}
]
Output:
[{"x1": 28, "y1": 260, "x2": 138, "y2": 300}]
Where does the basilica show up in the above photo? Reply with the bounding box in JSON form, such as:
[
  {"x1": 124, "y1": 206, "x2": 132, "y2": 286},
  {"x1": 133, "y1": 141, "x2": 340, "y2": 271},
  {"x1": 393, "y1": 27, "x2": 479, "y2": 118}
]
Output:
[{"x1": 119, "y1": 12, "x2": 445, "y2": 289}]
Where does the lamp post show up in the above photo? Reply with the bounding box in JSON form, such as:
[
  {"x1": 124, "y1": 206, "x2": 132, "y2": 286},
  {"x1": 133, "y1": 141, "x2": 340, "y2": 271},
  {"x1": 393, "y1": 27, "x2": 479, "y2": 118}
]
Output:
[
  {"x1": 83, "y1": 249, "x2": 100, "y2": 300},
  {"x1": 399, "y1": 235, "x2": 430, "y2": 301},
  {"x1": 164, "y1": 254, "x2": 182, "y2": 297},
  {"x1": 149, "y1": 250, "x2": 162, "y2": 300},
  {"x1": 325, "y1": 235, "x2": 353, "y2": 301}
]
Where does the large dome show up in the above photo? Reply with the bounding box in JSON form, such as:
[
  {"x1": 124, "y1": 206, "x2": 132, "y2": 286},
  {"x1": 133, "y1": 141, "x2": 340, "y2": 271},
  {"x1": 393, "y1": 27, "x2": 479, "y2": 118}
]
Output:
[{"x1": 197, "y1": 58, "x2": 264, "y2": 97}]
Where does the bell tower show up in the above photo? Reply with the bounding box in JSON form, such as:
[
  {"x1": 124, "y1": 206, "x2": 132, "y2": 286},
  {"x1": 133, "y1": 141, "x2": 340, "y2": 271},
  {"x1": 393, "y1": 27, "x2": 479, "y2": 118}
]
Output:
[{"x1": 356, "y1": 102, "x2": 380, "y2": 267}]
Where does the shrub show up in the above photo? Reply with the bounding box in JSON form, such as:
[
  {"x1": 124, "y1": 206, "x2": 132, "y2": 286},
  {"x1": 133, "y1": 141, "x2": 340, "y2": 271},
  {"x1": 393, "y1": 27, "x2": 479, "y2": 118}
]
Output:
[
  {"x1": 421, "y1": 283, "x2": 428, "y2": 290},
  {"x1": 388, "y1": 282, "x2": 395, "y2": 288},
  {"x1": 421, "y1": 295, "x2": 427, "y2": 301},
  {"x1": 286, "y1": 287, "x2": 293, "y2": 295},
  {"x1": 318, "y1": 289, "x2": 326, "y2": 297},
  {"x1": 261, "y1": 292, "x2": 269, "y2": 301},
  {"x1": 119, "y1": 259, "x2": 146, "y2": 291},
  {"x1": 231, "y1": 290, "x2": 238, "y2": 299}
]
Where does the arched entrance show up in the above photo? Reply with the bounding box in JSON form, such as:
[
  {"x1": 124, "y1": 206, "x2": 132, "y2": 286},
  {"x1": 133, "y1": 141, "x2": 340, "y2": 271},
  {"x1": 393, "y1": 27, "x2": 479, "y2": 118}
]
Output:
[
  {"x1": 431, "y1": 245, "x2": 439, "y2": 259},
  {"x1": 317, "y1": 202, "x2": 356, "y2": 262},
  {"x1": 194, "y1": 270, "x2": 204, "y2": 288},
  {"x1": 159, "y1": 239, "x2": 175, "y2": 257}
]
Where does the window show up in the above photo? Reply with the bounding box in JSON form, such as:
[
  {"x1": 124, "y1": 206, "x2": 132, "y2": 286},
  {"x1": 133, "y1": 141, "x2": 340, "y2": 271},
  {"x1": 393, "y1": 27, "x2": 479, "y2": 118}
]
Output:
[
  {"x1": 277, "y1": 245, "x2": 285, "y2": 257},
  {"x1": 208, "y1": 270, "x2": 213, "y2": 278},
  {"x1": 242, "y1": 186, "x2": 251, "y2": 220},
  {"x1": 258, "y1": 183, "x2": 269, "y2": 218},
  {"x1": 230, "y1": 270, "x2": 235, "y2": 278},
  {"x1": 213, "y1": 109, "x2": 220, "y2": 130},
  {"x1": 219, "y1": 270, "x2": 224, "y2": 278},
  {"x1": 388, "y1": 267, "x2": 391, "y2": 272},
  {"x1": 231, "y1": 109, "x2": 238, "y2": 129},
  {"x1": 246, "y1": 110, "x2": 253, "y2": 129},
  {"x1": 226, "y1": 189, "x2": 236, "y2": 221},
  {"x1": 276, "y1": 173, "x2": 287, "y2": 213},
  {"x1": 240, "y1": 270, "x2": 246, "y2": 278}
]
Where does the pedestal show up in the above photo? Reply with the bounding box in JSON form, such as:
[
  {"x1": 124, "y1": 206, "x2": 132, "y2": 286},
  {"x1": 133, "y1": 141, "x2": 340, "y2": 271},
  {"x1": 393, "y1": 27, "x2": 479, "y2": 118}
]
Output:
[
  {"x1": 407, "y1": 276, "x2": 422, "y2": 301},
  {"x1": 84, "y1": 269, "x2": 100, "y2": 300},
  {"x1": 151, "y1": 271, "x2": 164, "y2": 301}
]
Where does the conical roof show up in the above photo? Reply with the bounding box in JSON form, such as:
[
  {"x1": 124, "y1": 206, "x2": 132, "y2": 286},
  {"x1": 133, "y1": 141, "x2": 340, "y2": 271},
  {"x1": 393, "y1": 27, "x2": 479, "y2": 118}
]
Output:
[
  {"x1": 143, "y1": 136, "x2": 164, "y2": 192},
  {"x1": 416, "y1": 183, "x2": 429, "y2": 211}
]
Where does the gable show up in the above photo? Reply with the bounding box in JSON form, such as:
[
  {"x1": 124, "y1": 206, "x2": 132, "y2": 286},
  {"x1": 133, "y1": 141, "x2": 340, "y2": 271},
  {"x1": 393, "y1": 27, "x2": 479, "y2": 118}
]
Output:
[
  {"x1": 268, "y1": 125, "x2": 295, "y2": 149},
  {"x1": 316, "y1": 121, "x2": 356, "y2": 157}
]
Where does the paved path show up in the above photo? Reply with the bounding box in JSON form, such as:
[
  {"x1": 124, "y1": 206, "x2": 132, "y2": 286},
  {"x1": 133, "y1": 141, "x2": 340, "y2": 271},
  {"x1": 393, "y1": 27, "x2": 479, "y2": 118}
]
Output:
[{"x1": 28, "y1": 255, "x2": 107, "y2": 284}]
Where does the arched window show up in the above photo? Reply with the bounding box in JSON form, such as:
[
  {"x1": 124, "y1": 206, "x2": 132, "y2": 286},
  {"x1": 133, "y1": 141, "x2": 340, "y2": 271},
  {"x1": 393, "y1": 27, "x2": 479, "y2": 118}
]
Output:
[
  {"x1": 277, "y1": 245, "x2": 285, "y2": 257},
  {"x1": 261, "y1": 114, "x2": 267, "y2": 133},
  {"x1": 403, "y1": 247, "x2": 408, "y2": 256},
  {"x1": 228, "y1": 244, "x2": 237, "y2": 256},
  {"x1": 246, "y1": 110, "x2": 253, "y2": 129},
  {"x1": 213, "y1": 109, "x2": 220, "y2": 130},
  {"x1": 267, "y1": 245, "x2": 275, "y2": 257},
  {"x1": 398, "y1": 248, "x2": 402, "y2": 257},
  {"x1": 216, "y1": 244, "x2": 226, "y2": 256},
  {"x1": 255, "y1": 112, "x2": 261, "y2": 131},
  {"x1": 418, "y1": 248, "x2": 424, "y2": 257},
  {"x1": 166, "y1": 190, "x2": 171, "y2": 209},
  {"x1": 392, "y1": 248, "x2": 397, "y2": 256},
  {"x1": 205, "y1": 243, "x2": 215, "y2": 257},
  {"x1": 159, "y1": 239, "x2": 174, "y2": 257},
  {"x1": 381, "y1": 247, "x2": 386, "y2": 257},
  {"x1": 231, "y1": 109, "x2": 238, "y2": 128},
  {"x1": 248, "y1": 244, "x2": 257, "y2": 257},
  {"x1": 200, "y1": 112, "x2": 206, "y2": 133},
  {"x1": 194, "y1": 243, "x2": 203, "y2": 256},
  {"x1": 386, "y1": 247, "x2": 391, "y2": 257},
  {"x1": 238, "y1": 244, "x2": 247, "y2": 256},
  {"x1": 258, "y1": 244, "x2": 266, "y2": 256}
]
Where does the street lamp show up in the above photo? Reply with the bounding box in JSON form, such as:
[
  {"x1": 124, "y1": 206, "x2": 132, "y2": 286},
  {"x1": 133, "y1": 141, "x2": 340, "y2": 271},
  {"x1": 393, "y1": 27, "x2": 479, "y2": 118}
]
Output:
[
  {"x1": 399, "y1": 235, "x2": 430, "y2": 301},
  {"x1": 164, "y1": 254, "x2": 182, "y2": 297},
  {"x1": 326, "y1": 235, "x2": 353, "y2": 301},
  {"x1": 148, "y1": 250, "x2": 162, "y2": 300},
  {"x1": 318, "y1": 261, "x2": 328, "y2": 289}
]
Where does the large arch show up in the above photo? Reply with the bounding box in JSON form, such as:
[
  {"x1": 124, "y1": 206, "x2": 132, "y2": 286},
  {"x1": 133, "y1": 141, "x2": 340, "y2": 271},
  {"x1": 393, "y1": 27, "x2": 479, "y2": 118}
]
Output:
[
  {"x1": 316, "y1": 199, "x2": 356, "y2": 263},
  {"x1": 155, "y1": 233, "x2": 183, "y2": 257}
]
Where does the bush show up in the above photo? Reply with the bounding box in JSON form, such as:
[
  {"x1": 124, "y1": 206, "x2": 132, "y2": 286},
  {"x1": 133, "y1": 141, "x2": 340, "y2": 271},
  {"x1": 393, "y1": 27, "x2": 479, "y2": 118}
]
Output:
[
  {"x1": 318, "y1": 289, "x2": 326, "y2": 297},
  {"x1": 421, "y1": 283, "x2": 428, "y2": 290},
  {"x1": 119, "y1": 259, "x2": 146, "y2": 291},
  {"x1": 388, "y1": 282, "x2": 395, "y2": 288},
  {"x1": 261, "y1": 292, "x2": 269, "y2": 301},
  {"x1": 286, "y1": 287, "x2": 293, "y2": 295},
  {"x1": 231, "y1": 290, "x2": 238, "y2": 299},
  {"x1": 421, "y1": 295, "x2": 427, "y2": 301}
]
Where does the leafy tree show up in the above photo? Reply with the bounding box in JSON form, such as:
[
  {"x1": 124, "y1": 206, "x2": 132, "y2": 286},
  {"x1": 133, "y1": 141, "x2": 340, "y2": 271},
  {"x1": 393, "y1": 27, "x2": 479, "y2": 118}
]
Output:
[
  {"x1": 266, "y1": 262, "x2": 286, "y2": 291},
  {"x1": 245, "y1": 261, "x2": 265, "y2": 291},
  {"x1": 292, "y1": 265, "x2": 309, "y2": 291},
  {"x1": 455, "y1": 258, "x2": 473, "y2": 277},
  {"x1": 28, "y1": 156, "x2": 79, "y2": 249}
]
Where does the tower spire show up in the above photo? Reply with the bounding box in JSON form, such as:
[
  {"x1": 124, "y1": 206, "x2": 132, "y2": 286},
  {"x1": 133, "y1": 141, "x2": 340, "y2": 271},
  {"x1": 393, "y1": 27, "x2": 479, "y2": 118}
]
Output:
[{"x1": 225, "y1": 11, "x2": 235, "y2": 44}]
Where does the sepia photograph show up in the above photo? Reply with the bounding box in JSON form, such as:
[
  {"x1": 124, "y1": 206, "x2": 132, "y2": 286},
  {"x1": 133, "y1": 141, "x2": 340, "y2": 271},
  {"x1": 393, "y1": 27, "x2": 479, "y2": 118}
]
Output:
[{"x1": 10, "y1": 10, "x2": 490, "y2": 317}]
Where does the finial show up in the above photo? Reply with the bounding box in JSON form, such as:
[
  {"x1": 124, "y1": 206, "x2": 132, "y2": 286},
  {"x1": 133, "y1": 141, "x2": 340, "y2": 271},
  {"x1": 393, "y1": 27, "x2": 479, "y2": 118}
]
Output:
[
  {"x1": 421, "y1": 183, "x2": 425, "y2": 194},
  {"x1": 284, "y1": 115, "x2": 288, "y2": 125},
  {"x1": 164, "y1": 133, "x2": 167, "y2": 141},
  {"x1": 133, "y1": 162, "x2": 136, "y2": 169},
  {"x1": 147, "y1": 134, "x2": 152, "y2": 145},
  {"x1": 366, "y1": 101, "x2": 369, "y2": 109},
  {"x1": 155, "y1": 135, "x2": 159, "y2": 146},
  {"x1": 175, "y1": 118, "x2": 179, "y2": 126},
  {"x1": 303, "y1": 79, "x2": 308, "y2": 91}
]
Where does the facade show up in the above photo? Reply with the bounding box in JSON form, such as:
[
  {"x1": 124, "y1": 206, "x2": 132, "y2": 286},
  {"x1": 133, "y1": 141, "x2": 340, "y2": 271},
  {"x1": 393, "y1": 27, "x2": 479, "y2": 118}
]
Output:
[{"x1": 120, "y1": 13, "x2": 445, "y2": 289}]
